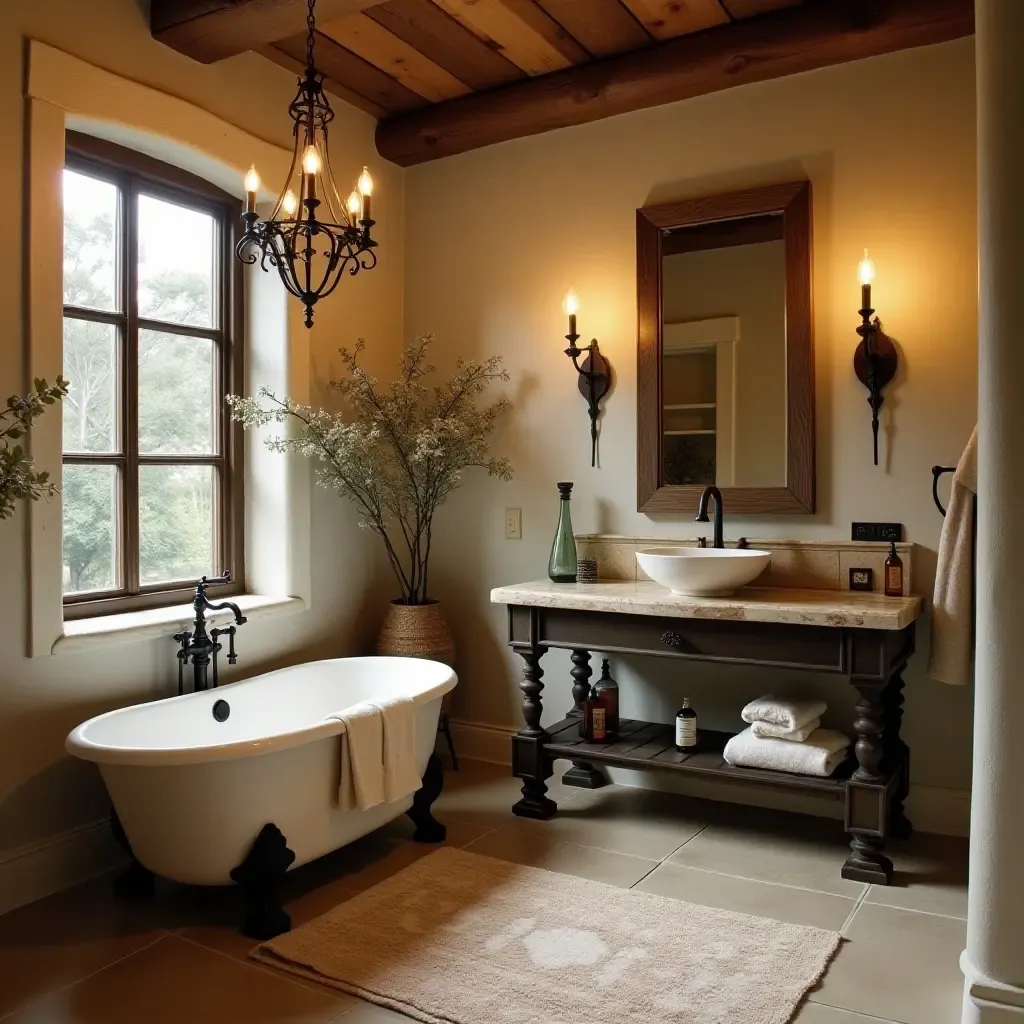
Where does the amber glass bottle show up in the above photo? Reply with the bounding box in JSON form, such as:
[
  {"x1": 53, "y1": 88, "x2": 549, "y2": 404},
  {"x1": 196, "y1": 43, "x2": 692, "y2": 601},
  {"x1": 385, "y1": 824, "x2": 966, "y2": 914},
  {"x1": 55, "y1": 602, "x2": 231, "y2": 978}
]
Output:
[
  {"x1": 583, "y1": 694, "x2": 608, "y2": 743},
  {"x1": 884, "y1": 541, "x2": 904, "y2": 597},
  {"x1": 594, "y1": 659, "x2": 619, "y2": 738}
]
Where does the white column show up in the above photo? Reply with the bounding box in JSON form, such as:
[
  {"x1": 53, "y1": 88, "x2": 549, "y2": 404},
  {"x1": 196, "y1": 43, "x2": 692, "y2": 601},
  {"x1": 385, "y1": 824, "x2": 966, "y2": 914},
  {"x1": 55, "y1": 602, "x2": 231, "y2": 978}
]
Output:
[{"x1": 962, "y1": 2, "x2": 1024, "y2": 1021}]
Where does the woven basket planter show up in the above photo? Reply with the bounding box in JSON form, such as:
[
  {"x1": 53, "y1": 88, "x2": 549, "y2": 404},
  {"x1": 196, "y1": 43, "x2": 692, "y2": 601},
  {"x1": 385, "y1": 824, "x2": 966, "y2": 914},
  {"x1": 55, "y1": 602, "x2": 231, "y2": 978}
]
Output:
[{"x1": 376, "y1": 601, "x2": 456, "y2": 714}]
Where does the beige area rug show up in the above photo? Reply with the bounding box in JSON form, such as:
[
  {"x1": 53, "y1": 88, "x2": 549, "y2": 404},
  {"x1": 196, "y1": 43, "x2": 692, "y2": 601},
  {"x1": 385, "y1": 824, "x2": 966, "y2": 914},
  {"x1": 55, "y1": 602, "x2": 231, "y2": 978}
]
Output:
[{"x1": 252, "y1": 848, "x2": 840, "y2": 1024}]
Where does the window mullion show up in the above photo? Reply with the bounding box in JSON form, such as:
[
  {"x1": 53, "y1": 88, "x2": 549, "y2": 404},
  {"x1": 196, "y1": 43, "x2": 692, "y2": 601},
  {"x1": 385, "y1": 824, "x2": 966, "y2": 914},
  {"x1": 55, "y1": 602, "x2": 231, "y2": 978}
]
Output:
[{"x1": 124, "y1": 178, "x2": 141, "y2": 597}]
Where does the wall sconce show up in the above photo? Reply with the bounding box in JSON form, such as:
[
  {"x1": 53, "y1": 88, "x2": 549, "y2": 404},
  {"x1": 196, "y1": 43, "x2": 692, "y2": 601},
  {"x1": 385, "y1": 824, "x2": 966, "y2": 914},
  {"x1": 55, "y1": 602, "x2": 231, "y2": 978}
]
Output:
[
  {"x1": 853, "y1": 250, "x2": 898, "y2": 466},
  {"x1": 563, "y1": 289, "x2": 611, "y2": 468}
]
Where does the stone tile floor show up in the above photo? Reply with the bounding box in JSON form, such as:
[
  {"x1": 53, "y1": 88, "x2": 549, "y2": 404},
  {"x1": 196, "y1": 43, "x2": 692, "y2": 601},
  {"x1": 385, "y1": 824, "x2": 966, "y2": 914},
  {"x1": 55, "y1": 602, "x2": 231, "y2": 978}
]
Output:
[{"x1": 0, "y1": 760, "x2": 968, "y2": 1024}]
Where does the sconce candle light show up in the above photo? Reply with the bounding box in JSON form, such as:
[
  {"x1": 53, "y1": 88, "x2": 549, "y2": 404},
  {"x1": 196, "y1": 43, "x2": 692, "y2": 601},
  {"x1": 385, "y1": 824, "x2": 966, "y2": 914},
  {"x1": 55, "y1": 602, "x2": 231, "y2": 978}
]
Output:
[
  {"x1": 853, "y1": 250, "x2": 898, "y2": 466},
  {"x1": 562, "y1": 290, "x2": 611, "y2": 468}
]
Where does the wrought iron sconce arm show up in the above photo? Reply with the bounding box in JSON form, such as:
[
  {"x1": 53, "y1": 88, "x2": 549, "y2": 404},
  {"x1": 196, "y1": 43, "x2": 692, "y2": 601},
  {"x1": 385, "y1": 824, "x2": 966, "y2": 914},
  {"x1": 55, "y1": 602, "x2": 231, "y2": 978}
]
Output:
[
  {"x1": 564, "y1": 328, "x2": 611, "y2": 468},
  {"x1": 853, "y1": 305, "x2": 898, "y2": 466}
]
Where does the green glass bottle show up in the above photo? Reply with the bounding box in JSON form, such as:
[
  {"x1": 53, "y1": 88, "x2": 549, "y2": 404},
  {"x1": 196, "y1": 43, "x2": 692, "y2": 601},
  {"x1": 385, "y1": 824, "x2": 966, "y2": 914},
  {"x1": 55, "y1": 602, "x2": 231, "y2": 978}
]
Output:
[{"x1": 548, "y1": 482, "x2": 578, "y2": 583}]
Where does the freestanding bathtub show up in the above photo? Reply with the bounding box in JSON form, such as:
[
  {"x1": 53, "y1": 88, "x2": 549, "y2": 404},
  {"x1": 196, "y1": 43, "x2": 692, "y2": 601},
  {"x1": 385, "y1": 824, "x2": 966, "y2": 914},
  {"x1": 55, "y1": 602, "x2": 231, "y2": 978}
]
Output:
[{"x1": 67, "y1": 657, "x2": 456, "y2": 903}]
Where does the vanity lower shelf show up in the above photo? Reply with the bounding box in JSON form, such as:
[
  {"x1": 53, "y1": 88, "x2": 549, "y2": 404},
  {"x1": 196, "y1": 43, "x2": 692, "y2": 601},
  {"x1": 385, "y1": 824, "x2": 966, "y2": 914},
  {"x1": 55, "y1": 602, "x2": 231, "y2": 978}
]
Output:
[{"x1": 544, "y1": 715, "x2": 852, "y2": 798}]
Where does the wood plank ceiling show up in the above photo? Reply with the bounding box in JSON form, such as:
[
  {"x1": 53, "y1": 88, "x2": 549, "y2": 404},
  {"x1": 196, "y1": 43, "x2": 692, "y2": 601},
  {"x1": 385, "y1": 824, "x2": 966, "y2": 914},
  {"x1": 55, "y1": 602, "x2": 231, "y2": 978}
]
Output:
[
  {"x1": 263, "y1": 0, "x2": 802, "y2": 119},
  {"x1": 152, "y1": 0, "x2": 975, "y2": 164}
]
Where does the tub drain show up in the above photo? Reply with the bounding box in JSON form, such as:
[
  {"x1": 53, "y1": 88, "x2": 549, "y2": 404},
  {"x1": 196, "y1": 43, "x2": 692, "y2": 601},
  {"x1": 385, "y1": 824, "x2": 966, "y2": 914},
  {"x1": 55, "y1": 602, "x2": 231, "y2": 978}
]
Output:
[{"x1": 212, "y1": 699, "x2": 230, "y2": 722}]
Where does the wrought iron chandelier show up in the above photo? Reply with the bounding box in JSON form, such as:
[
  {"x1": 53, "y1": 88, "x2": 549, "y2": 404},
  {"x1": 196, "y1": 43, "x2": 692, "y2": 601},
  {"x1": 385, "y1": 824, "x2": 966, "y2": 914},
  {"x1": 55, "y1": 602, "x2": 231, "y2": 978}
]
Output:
[{"x1": 236, "y1": 0, "x2": 377, "y2": 328}]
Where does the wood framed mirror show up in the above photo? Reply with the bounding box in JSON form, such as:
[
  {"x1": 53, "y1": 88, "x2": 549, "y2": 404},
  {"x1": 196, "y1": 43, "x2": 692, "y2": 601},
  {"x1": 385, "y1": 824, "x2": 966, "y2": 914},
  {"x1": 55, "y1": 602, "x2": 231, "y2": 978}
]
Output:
[{"x1": 637, "y1": 181, "x2": 814, "y2": 514}]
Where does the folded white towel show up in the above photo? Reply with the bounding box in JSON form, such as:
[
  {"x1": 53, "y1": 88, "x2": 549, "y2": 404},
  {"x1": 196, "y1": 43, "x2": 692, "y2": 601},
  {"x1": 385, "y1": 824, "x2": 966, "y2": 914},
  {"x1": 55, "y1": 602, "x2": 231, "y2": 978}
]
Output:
[
  {"x1": 929, "y1": 425, "x2": 977, "y2": 686},
  {"x1": 332, "y1": 700, "x2": 386, "y2": 811},
  {"x1": 329, "y1": 695, "x2": 422, "y2": 811},
  {"x1": 741, "y1": 695, "x2": 827, "y2": 733},
  {"x1": 723, "y1": 727, "x2": 850, "y2": 777},
  {"x1": 750, "y1": 717, "x2": 821, "y2": 742}
]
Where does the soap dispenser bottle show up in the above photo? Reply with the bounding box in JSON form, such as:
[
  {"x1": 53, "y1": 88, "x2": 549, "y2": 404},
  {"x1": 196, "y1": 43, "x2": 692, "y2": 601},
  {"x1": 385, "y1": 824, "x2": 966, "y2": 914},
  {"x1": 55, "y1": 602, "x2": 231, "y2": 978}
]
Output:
[
  {"x1": 548, "y1": 482, "x2": 578, "y2": 583},
  {"x1": 884, "y1": 541, "x2": 904, "y2": 597},
  {"x1": 675, "y1": 698, "x2": 698, "y2": 752}
]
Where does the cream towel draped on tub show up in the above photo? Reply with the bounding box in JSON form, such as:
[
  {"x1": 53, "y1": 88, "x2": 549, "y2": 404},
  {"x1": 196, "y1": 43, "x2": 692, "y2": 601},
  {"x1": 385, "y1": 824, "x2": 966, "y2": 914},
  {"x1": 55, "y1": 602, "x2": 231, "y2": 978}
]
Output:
[
  {"x1": 328, "y1": 696, "x2": 422, "y2": 811},
  {"x1": 929, "y1": 425, "x2": 978, "y2": 685}
]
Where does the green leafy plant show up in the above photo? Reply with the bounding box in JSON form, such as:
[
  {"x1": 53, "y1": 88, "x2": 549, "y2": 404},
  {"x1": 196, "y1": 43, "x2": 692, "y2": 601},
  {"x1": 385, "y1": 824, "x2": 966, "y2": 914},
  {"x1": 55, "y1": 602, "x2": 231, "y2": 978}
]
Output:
[
  {"x1": 1, "y1": 377, "x2": 70, "y2": 520},
  {"x1": 229, "y1": 335, "x2": 512, "y2": 605}
]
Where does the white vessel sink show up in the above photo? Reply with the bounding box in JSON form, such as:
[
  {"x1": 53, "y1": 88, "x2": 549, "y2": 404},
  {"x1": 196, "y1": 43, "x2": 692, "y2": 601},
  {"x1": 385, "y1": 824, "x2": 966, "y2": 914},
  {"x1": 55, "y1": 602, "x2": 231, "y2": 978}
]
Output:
[{"x1": 636, "y1": 546, "x2": 771, "y2": 597}]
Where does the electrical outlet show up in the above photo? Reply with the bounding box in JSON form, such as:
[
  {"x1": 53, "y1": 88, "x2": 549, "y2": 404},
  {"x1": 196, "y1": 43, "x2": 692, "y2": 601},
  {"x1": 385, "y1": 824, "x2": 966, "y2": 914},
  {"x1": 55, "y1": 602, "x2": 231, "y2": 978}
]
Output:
[
  {"x1": 851, "y1": 522, "x2": 903, "y2": 543},
  {"x1": 505, "y1": 508, "x2": 522, "y2": 540}
]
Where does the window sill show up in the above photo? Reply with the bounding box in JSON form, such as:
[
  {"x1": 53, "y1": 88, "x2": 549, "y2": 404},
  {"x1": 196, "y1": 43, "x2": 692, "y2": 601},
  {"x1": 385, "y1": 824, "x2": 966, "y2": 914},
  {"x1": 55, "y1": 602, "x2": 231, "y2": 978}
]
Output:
[{"x1": 51, "y1": 594, "x2": 307, "y2": 656}]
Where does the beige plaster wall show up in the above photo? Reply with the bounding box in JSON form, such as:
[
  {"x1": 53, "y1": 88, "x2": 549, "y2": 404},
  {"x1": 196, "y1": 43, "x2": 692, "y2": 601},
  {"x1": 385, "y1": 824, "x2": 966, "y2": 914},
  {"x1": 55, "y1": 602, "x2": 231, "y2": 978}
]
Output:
[
  {"x1": 404, "y1": 38, "x2": 979, "y2": 796},
  {"x1": 0, "y1": 0, "x2": 404, "y2": 862}
]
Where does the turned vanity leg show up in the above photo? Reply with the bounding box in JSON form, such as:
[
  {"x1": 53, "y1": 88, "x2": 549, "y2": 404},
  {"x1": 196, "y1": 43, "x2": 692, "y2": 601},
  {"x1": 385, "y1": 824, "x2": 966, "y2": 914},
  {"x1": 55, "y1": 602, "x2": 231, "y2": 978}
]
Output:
[
  {"x1": 842, "y1": 681, "x2": 894, "y2": 884},
  {"x1": 884, "y1": 670, "x2": 913, "y2": 839},
  {"x1": 563, "y1": 648, "x2": 607, "y2": 790},
  {"x1": 512, "y1": 645, "x2": 557, "y2": 819}
]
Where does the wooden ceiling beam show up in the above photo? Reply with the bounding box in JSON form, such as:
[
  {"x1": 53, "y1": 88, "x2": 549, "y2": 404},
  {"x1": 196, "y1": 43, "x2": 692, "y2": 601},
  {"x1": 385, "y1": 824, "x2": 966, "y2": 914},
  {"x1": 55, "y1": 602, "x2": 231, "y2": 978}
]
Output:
[
  {"x1": 376, "y1": 0, "x2": 974, "y2": 166},
  {"x1": 152, "y1": 0, "x2": 388, "y2": 63}
]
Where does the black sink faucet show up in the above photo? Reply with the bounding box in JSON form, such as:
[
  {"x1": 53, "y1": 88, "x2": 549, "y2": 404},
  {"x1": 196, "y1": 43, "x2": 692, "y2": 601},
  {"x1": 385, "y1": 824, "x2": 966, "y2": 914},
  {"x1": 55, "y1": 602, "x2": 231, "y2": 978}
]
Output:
[
  {"x1": 695, "y1": 486, "x2": 725, "y2": 549},
  {"x1": 172, "y1": 573, "x2": 247, "y2": 694}
]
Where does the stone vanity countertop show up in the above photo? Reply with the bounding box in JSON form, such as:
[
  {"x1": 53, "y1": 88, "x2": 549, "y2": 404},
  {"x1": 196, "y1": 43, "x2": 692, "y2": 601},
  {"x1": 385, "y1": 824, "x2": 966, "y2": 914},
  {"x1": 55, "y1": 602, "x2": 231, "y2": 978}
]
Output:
[{"x1": 490, "y1": 580, "x2": 923, "y2": 630}]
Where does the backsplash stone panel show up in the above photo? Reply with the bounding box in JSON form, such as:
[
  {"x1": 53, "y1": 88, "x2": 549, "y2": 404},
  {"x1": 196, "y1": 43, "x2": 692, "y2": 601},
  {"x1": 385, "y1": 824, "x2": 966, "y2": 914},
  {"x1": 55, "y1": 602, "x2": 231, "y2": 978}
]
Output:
[{"x1": 576, "y1": 536, "x2": 915, "y2": 595}]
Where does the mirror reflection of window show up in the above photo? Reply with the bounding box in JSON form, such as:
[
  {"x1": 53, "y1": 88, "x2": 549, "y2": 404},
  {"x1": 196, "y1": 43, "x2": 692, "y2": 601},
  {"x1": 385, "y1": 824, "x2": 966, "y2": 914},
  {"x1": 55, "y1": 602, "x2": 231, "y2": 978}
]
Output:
[{"x1": 660, "y1": 213, "x2": 787, "y2": 489}]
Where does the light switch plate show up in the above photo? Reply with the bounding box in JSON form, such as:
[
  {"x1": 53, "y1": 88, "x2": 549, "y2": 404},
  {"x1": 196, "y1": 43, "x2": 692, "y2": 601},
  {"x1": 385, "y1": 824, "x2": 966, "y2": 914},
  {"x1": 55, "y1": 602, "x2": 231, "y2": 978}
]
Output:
[{"x1": 505, "y1": 508, "x2": 522, "y2": 540}]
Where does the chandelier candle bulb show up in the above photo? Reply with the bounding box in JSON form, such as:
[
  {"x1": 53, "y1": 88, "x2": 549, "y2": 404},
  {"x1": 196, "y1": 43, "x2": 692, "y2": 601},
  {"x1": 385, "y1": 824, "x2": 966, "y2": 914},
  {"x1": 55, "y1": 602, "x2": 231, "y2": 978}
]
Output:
[
  {"x1": 281, "y1": 190, "x2": 298, "y2": 218},
  {"x1": 347, "y1": 190, "x2": 361, "y2": 224},
  {"x1": 244, "y1": 164, "x2": 260, "y2": 214},
  {"x1": 302, "y1": 146, "x2": 320, "y2": 200},
  {"x1": 358, "y1": 166, "x2": 373, "y2": 221}
]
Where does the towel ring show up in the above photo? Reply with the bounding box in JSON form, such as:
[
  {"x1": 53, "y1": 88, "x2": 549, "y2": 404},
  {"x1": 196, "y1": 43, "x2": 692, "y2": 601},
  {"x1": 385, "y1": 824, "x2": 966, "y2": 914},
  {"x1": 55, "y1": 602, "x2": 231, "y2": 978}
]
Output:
[{"x1": 932, "y1": 465, "x2": 955, "y2": 517}]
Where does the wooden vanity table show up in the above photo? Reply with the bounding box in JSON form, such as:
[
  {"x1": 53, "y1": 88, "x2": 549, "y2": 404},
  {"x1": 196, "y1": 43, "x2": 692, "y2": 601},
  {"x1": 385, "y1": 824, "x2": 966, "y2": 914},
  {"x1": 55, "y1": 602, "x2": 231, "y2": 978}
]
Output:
[{"x1": 491, "y1": 580, "x2": 923, "y2": 886}]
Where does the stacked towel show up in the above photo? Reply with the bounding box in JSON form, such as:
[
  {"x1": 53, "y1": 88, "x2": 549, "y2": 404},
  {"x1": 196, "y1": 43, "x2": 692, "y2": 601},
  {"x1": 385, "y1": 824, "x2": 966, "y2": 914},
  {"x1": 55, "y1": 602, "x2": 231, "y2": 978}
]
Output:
[
  {"x1": 329, "y1": 695, "x2": 422, "y2": 811},
  {"x1": 723, "y1": 727, "x2": 851, "y2": 777},
  {"x1": 727, "y1": 694, "x2": 850, "y2": 777},
  {"x1": 741, "y1": 696, "x2": 826, "y2": 738}
]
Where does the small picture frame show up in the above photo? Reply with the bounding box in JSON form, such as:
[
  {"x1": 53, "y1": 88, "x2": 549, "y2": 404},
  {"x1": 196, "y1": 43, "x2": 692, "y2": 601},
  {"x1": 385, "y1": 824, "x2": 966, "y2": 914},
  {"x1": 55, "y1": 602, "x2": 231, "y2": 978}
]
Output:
[{"x1": 849, "y1": 567, "x2": 874, "y2": 592}]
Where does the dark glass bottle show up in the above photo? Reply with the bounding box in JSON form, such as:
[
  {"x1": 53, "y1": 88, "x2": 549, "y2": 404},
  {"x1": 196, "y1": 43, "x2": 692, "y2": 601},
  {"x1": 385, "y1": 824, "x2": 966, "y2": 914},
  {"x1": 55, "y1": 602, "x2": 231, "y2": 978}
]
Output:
[
  {"x1": 583, "y1": 694, "x2": 608, "y2": 743},
  {"x1": 675, "y1": 697, "x2": 697, "y2": 752},
  {"x1": 884, "y1": 541, "x2": 904, "y2": 597},
  {"x1": 548, "y1": 482, "x2": 578, "y2": 583},
  {"x1": 594, "y1": 658, "x2": 619, "y2": 738}
]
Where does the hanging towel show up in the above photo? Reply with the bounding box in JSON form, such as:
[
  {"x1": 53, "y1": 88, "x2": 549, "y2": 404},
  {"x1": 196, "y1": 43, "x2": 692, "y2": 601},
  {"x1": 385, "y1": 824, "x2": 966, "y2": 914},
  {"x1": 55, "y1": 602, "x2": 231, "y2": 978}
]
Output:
[
  {"x1": 740, "y1": 695, "x2": 827, "y2": 734},
  {"x1": 328, "y1": 695, "x2": 422, "y2": 811},
  {"x1": 724, "y1": 727, "x2": 851, "y2": 777},
  {"x1": 375, "y1": 693, "x2": 422, "y2": 804},
  {"x1": 331, "y1": 701, "x2": 387, "y2": 811},
  {"x1": 929, "y1": 425, "x2": 978, "y2": 686},
  {"x1": 750, "y1": 717, "x2": 822, "y2": 742}
]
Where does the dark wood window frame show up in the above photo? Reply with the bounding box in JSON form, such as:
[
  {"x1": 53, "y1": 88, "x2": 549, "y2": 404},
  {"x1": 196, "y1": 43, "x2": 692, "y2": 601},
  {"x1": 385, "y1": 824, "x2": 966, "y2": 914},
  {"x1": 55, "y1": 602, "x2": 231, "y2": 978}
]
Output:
[
  {"x1": 636, "y1": 180, "x2": 815, "y2": 515},
  {"x1": 62, "y1": 131, "x2": 245, "y2": 619}
]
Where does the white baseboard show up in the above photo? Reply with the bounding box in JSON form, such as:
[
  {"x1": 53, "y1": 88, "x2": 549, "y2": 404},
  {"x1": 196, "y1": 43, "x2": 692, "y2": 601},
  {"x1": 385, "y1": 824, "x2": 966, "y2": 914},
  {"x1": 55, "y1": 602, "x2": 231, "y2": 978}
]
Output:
[
  {"x1": 440, "y1": 718, "x2": 971, "y2": 838},
  {"x1": 0, "y1": 820, "x2": 127, "y2": 917}
]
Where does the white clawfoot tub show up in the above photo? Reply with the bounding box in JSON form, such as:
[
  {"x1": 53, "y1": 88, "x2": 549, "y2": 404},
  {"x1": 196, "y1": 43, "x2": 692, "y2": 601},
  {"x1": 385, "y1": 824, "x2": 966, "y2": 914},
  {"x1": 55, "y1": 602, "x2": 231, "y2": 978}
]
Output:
[{"x1": 66, "y1": 657, "x2": 457, "y2": 888}]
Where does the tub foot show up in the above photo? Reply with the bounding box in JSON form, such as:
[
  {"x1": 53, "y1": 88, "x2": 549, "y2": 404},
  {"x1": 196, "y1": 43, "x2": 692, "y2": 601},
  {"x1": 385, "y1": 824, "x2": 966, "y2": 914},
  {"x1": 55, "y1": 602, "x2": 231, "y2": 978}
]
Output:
[
  {"x1": 231, "y1": 823, "x2": 295, "y2": 940},
  {"x1": 407, "y1": 753, "x2": 446, "y2": 843},
  {"x1": 110, "y1": 809, "x2": 155, "y2": 901}
]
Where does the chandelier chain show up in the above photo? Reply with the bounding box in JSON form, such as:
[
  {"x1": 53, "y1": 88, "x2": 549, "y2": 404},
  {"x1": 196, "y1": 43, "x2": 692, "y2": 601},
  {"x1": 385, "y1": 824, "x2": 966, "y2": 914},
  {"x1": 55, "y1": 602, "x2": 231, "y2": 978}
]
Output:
[{"x1": 306, "y1": 0, "x2": 316, "y2": 71}]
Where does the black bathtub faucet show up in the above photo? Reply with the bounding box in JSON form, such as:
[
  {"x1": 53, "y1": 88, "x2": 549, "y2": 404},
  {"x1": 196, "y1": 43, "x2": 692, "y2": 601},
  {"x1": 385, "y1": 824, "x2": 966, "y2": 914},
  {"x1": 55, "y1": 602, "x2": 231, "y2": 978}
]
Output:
[{"x1": 172, "y1": 573, "x2": 248, "y2": 694}]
